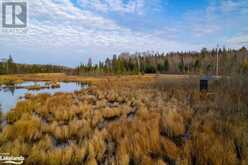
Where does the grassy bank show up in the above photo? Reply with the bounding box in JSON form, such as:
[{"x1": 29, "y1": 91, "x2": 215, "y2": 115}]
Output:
[{"x1": 0, "y1": 74, "x2": 247, "y2": 165}]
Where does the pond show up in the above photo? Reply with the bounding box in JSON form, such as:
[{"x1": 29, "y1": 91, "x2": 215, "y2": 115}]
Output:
[{"x1": 0, "y1": 81, "x2": 87, "y2": 113}]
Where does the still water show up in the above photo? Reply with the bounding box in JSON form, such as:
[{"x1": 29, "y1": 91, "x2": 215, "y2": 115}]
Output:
[{"x1": 0, "y1": 81, "x2": 87, "y2": 113}]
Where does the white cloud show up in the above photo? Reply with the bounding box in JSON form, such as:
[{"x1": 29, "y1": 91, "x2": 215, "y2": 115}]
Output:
[
  {"x1": 227, "y1": 35, "x2": 248, "y2": 46},
  {"x1": 180, "y1": 0, "x2": 248, "y2": 48},
  {"x1": 219, "y1": 0, "x2": 248, "y2": 13},
  {"x1": 4, "y1": 0, "x2": 247, "y2": 66},
  {"x1": 0, "y1": 0, "x2": 192, "y2": 66},
  {"x1": 182, "y1": 9, "x2": 221, "y2": 37},
  {"x1": 79, "y1": 0, "x2": 145, "y2": 15}
]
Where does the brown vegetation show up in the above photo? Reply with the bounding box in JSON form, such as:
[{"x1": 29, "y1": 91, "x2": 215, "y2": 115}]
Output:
[{"x1": 0, "y1": 74, "x2": 247, "y2": 165}]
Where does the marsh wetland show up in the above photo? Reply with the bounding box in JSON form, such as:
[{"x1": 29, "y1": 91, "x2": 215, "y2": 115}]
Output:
[
  {"x1": 0, "y1": 81, "x2": 87, "y2": 113},
  {"x1": 0, "y1": 74, "x2": 247, "y2": 165}
]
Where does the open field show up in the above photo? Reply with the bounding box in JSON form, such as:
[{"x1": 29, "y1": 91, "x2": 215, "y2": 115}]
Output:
[{"x1": 0, "y1": 73, "x2": 247, "y2": 165}]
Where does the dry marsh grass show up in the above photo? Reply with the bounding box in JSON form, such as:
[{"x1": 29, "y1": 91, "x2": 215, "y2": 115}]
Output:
[
  {"x1": 160, "y1": 109, "x2": 186, "y2": 138},
  {"x1": 0, "y1": 74, "x2": 247, "y2": 164}
]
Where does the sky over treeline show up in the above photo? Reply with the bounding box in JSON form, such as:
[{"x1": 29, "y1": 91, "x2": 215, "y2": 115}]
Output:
[{"x1": 0, "y1": 0, "x2": 248, "y2": 66}]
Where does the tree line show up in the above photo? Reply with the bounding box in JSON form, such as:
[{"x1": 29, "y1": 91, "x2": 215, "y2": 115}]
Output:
[
  {"x1": 1, "y1": 47, "x2": 248, "y2": 75},
  {"x1": 0, "y1": 56, "x2": 71, "y2": 74},
  {"x1": 76, "y1": 47, "x2": 248, "y2": 75}
]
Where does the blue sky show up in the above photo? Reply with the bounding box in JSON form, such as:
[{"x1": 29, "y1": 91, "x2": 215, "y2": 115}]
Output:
[{"x1": 0, "y1": 0, "x2": 248, "y2": 66}]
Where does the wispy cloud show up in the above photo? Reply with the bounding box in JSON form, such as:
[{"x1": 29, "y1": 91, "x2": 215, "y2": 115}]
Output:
[
  {"x1": 219, "y1": 0, "x2": 248, "y2": 13},
  {"x1": 79, "y1": 0, "x2": 145, "y2": 15},
  {"x1": 227, "y1": 35, "x2": 248, "y2": 45},
  {"x1": 0, "y1": 0, "x2": 192, "y2": 66},
  {"x1": 0, "y1": 0, "x2": 247, "y2": 66},
  {"x1": 179, "y1": 0, "x2": 248, "y2": 47}
]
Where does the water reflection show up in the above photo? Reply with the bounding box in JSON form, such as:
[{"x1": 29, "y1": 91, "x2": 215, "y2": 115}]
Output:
[
  {"x1": 2, "y1": 86, "x2": 15, "y2": 96},
  {"x1": 0, "y1": 81, "x2": 87, "y2": 113}
]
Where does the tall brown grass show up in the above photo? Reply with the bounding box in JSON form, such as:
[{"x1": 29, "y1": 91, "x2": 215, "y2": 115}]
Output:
[{"x1": 0, "y1": 74, "x2": 247, "y2": 164}]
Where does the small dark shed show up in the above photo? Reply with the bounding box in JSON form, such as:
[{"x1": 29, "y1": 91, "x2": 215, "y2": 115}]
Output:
[{"x1": 200, "y1": 76, "x2": 209, "y2": 92}]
